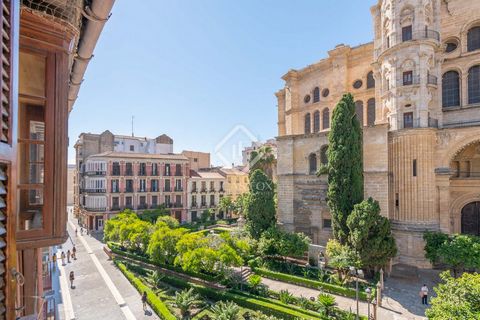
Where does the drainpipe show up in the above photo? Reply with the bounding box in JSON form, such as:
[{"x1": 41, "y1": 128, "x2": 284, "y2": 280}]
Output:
[{"x1": 68, "y1": 0, "x2": 116, "y2": 111}]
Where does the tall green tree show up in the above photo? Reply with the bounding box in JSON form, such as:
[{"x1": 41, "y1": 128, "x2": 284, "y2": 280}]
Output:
[
  {"x1": 327, "y1": 93, "x2": 363, "y2": 243},
  {"x1": 218, "y1": 195, "x2": 234, "y2": 218},
  {"x1": 346, "y1": 198, "x2": 397, "y2": 272},
  {"x1": 249, "y1": 145, "x2": 276, "y2": 179},
  {"x1": 244, "y1": 169, "x2": 276, "y2": 238}
]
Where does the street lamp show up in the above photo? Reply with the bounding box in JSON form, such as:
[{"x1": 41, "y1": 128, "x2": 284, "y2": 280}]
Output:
[
  {"x1": 349, "y1": 266, "x2": 364, "y2": 320},
  {"x1": 365, "y1": 287, "x2": 372, "y2": 320}
]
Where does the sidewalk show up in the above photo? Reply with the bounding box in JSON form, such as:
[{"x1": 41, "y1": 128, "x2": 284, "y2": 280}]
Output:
[
  {"x1": 261, "y1": 277, "x2": 426, "y2": 320},
  {"x1": 53, "y1": 213, "x2": 160, "y2": 320}
]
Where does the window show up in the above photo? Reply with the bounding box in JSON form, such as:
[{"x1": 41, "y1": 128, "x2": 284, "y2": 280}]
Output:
[
  {"x1": 112, "y1": 197, "x2": 119, "y2": 209},
  {"x1": 402, "y1": 25, "x2": 413, "y2": 41},
  {"x1": 210, "y1": 181, "x2": 215, "y2": 191},
  {"x1": 320, "y1": 145, "x2": 328, "y2": 165},
  {"x1": 139, "y1": 196, "x2": 146, "y2": 208},
  {"x1": 468, "y1": 65, "x2": 480, "y2": 104},
  {"x1": 467, "y1": 27, "x2": 480, "y2": 52},
  {"x1": 201, "y1": 181, "x2": 207, "y2": 192},
  {"x1": 445, "y1": 41, "x2": 458, "y2": 53},
  {"x1": 164, "y1": 179, "x2": 171, "y2": 192},
  {"x1": 309, "y1": 153, "x2": 317, "y2": 174},
  {"x1": 112, "y1": 162, "x2": 120, "y2": 175},
  {"x1": 111, "y1": 179, "x2": 119, "y2": 193},
  {"x1": 152, "y1": 195, "x2": 158, "y2": 207},
  {"x1": 403, "y1": 71, "x2": 413, "y2": 85},
  {"x1": 367, "y1": 98, "x2": 376, "y2": 126},
  {"x1": 313, "y1": 111, "x2": 320, "y2": 133},
  {"x1": 175, "y1": 163, "x2": 182, "y2": 176},
  {"x1": 355, "y1": 101, "x2": 364, "y2": 126},
  {"x1": 304, "y1": 113, "x2": 311, "y2": 134},
  {"x1": 201, "y1": 195, "x2": 207, "y2": 206},
  {"x1": 386, "y1": 36, "x2": 390, "y2": 48},
  {"x1": 210, "y1": 194, "x2": 215, "y2": 206},
  {"x1": 313, "y1": 87, "x2": 320, "y2": 103},
  {"x1": 125, "y1": 163, "x2": 133, "y2": 176},
  {"x1": 164, "y1": 195, "x2": 171, "y2": 206},
  {"x1": 323, "y1": 219, "x2": 332, "y2": 229},
  {"x1": 367, "y1": 71, "x2": 375, "y2": 89},
  {"x1": 175, "y1": 179, "x2": 182, "y2": 191},
  {"x1": 194, "y1": 158, "x2": 198, "y2": 162},
  {"x1": 395, "y1": 193, "x2": 399, "y2": 208},
  {"x1": 403, "y1": 112, "x2": 414, "y2": 128},
  {"x1": 192, "y1": 181, "x2": 197, "y2": 192},
  {"x1": 322, "y1": 108, "x2": 330, "y2": 130},
  {"x1": 191, "y1": 211, "x2": 198, "y2": 221},
  {"x1": 191, "y1": 195, "x2": 197, "y2": 206},
  {"x1": 304, "y1": 94, "x2": 311, "y2": 103},
  {"x1": 413, "y1": 159, "x2": 417, "y2": 177},
  {"x1": 322, "y1": 88, "x2": 330, "y2": 98},
  {"x1": 220, "y1": 181, "x2": 224, "y2": 191},
  {"x1": 152, "y1": 163, "x2": 158, "y2": 175},
  {"x1": 125, "y1": 196, "x2": 133, "y2": 208},
  {"x1": 165, "y1": 163, "x2": 171, "y2": 176},
  {"x1": 151, "y1": 179, "x2": 158, "y2": 192},
  {"x1": 129, "y1": 145, "x2": 134, "y2": 151},
  {"x1": 139, "y1": 162, "x2": 146, "y2": 175},
  {"x1": 442, "y1": 71, "x2": 460, "y2": 108},
  {"x1": 353, "y1": 80, "x2": 363, "y2": 89},
  {"x1": 139, "y1": 179, "x2": 146, "y2": 192}
]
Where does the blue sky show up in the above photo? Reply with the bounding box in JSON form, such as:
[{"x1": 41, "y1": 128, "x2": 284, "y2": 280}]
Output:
[{"x1": 68, "y1": 0, "x2": 374, "y2": 165}]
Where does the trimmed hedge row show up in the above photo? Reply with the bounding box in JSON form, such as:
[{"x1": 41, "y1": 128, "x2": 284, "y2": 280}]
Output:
[
  {"x1": 108, "y1": 242, "x2": 220, "y2": 282},
  {"x1": 254, "y1": 268, "x2": 369, "y2": 301},
  {"x1": 160, "y1": 274, "x2": 326, "y2": 319},
  {"x1": 114, "y1": 260, "x2": 176, "y2": 320}
]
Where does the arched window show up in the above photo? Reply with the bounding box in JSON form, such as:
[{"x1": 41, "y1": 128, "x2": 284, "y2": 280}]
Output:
[
  {"x1": 367, "y1": 98, "x2": 376, "y2": 126},
  {"x1": 322, "y1": 108, "x2": 330, "y2": 130},
  {"x1": 355, "y1": 100, "x2": 364, "y2": 126},
  {"x1": 313, "y1": 111, "x2": 320, "y2": 133},
  {"x1": 320, "y1": 145, "x2": 328, "y2": 165},
  {"x1": 367, "y1": 71, "x2": 375, "y2": 89},
  {"x1": 467, "y1": 26, "x2": 480, "y2": 52},
  {"x1": 304, "y1": 113, "x2": 311, "y2": 134},
  {"x1": 313, "y1": 87, "x2": 320, "y2": 103},
  {"x1": 309, "y1": 153, "x2": 317, "y2": 174},
  {"x1": 442, "y1": 71, "x2": 460, "y2": 108},
  {"x1": 468, "y1": 66, "x2": 480, "y2": 104}
]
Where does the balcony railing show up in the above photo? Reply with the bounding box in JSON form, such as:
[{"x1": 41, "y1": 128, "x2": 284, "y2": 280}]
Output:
[
  {"x1": 111, "y1": 189, "x2": 120, "y2": 193},
  {"x1": 84, "y1": 207, "x2": 106, "y2": 212},
  {"x1": 138, "y1": 189, "x2": 147, "y2": 193},
  {"x1": 174, "y1": 203, "x2": 183, "y2": 208},
  {"x1": 219, "y1": 188, "x2": 225, "y2": 193},
  {"x1": 151, "y1": 188, "x2": 159, "y2": 192},
  {"x1": 376, "y1": 29, "x2": 440, "y2": 56},
  {"x1": 209, "y1": 188, "x2": 216, "y2": 192},
  {"x1": 165, "y1": 203, "x2": 173, "y2": 208},
  {"x1": 401, "y1": 75, "x2": 420, "y2": 86},
  {"x1": 125, "y1": 204, "x2": 133, "y2": 210},
  {"x1": 174, "y1": 187, "x2": 183, "y2": 192},
  {"x1": 150, "y1": 204, "x2": 158, "y2": 209},
  {"x1": 125, "y1": 170, "x2": 133, "y2": 176},
  {"x1": 209, "y1": 203, "x2": 216, "y2": 208},
  {"x1": 200, "y1": 189, "x2": 207, "y2": 193},
  {"x1": 125, "y1": 188, "x2": 134, "y2": 193},
  {"x1": 164, "y1": 187, "x2": 171, "y2": 192},
  {"x1": 83, "y1": 170, "x2": 106, "y2": 176},
  {"x1": 138, "y1": 171, "x2": 147, "y2": 176},
  {"x1": 111, "y1": 170, "x2": 121, "y2": 176},
  {"x1": 403, "y1": 117, "x2": 439, "y2": 129},
  {"x1": 164, "y1": 171, "x2": 171, "y2": 176},
  {"x1": 200, "y1": 203, "x2": 207, "y2": 208},
  {"x1": 191, "y1": 188, "x2": 197, "y2": 193},
  {"x1": 81, "y1": 188, "x2": 106, "y2": 193},
  {"x1": 191, "y1": 203, "x2": 197, "y2": 208},
  {"x1": 138, "y1": 204, "x2": 148, "y2": 209},
  {"x1": 175, "y1": 171, "x2": 183, "y2": 176},
  {"x1": 111, "y1": 206, "x2": 120, "y2": 211},
  {"x1": 427, "y1": 74, "x2": 438, "y2": 85}
]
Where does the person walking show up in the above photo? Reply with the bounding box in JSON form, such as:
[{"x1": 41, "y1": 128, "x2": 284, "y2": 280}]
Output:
[
  {"x1": 72, "y1": 246, "x2": 77, "y2": 260},
  {"x1": 141, "y1": 291, "x2": 147, "y2": 311},
  {"x1": 67, "y1": 250, "x2": 71, "y2": 263},
  {"x1": 52, "y1": 253, "x2": 57, "y2": 270},
  {"x1": 61, "y1": 251, "x2": 66, "y2": 266},
  {"x1": 75, "y1": 228, "x2": 78, "y2": 237},
  {"x1": 69, "y1": 271, "x2": 75, "y2": 289},
  {"x1": 420, "y1": 284, "x2": 429, "y2": 305}
]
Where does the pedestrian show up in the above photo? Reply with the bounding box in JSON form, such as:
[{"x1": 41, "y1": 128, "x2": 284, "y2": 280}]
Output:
[
  {"x1": 75, "y1": 228, "x2": 78, "y2": 237},
  {"x1": 61, "y1": 251, "x2": 66, "y2": 265},
  {"x1": 72, "y1": 246, "x2": 77, "y2": 260},
  {"x1": 80, "y1": 227, "x2": 83, "y2": 235},
  {"x1": 141, "y1": 291, "x2": 147, "y2": 311},
  {"x1": 420, "y1": 284, "x2": 429, "y2": 305},
  {"x1": 67, "y1": 249, "x2": 71, "y2": 263},
  {"x1": 52, "y1": 253, "x2": 57, "y2": 270},
  {"x1": 69, "y1": 271, "x2": 75, "y2": 289}
]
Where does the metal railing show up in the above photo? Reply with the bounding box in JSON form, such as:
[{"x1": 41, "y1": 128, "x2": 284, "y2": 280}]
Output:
[
  {"x1": 174, "y1": 203, "x2": 183, "y2": 208},
  {"x1": 427, "y1": 74, "x2": 438, "y2": 85},
  {"x1": 81, "y1": 188, "x2": 106, "y2": 193},
  {"x1": 376, "y1": 29, "x2": 440, "y2": 56},
  {"x1": 174, "y1": 187, "x2": 183, "y2": 192},
  {"x1": 83, "y1": 170, "x2": 106, "y2": 176},
  {"x1": 402, "y1": 117, "x2": 439, "y2": 129},
  {"x1": 84, "y1": 207, "x2": 106, "y2": 212},
  {"x1": 401, "y1": 75, "x2": 420, "y2": 86}
]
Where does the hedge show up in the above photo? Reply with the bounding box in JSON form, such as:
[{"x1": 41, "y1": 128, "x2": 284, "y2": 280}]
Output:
[
  {"x1": 159, "y1": 274, "x2": 326, "y2": 319},
  {"x1": 114, "y1": 260, "x2": 176, "y2": 320},
  {"x1": 108, "y1": 242, "x2": 221, "y2": 282},
  {"x1": 254, "y1": 268, "x2": 370, "y2": 301}
]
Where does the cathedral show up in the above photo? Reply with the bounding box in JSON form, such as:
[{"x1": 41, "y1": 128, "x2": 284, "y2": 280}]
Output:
[{"x1": 276, "y1": 0, "x2": 480, "y2": 267}]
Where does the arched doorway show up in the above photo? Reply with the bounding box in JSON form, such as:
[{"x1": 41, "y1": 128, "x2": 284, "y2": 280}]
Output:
[{"x1": 461, "y1": 202, "x2": 480, "y2": 236}]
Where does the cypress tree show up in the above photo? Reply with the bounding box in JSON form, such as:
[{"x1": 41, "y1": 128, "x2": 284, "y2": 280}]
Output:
[
  {"x1": 327, "y1": 93, "x2": 363, "y2": 243},
  {"x1": 245, "y1": 169, "x2": 276, "y2": 238}
]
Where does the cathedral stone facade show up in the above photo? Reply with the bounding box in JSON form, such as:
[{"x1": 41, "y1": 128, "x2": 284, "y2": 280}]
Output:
[{"x1": 276, "y1": 0, "x2": 480, "y2": 267}]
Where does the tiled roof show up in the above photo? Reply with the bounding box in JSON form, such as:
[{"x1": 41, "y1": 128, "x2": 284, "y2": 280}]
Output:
[{"x1": 88, "y1": 151, "x2": 188, "y2": 161}]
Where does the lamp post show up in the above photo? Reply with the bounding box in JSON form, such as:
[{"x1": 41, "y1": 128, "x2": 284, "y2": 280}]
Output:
[
  {"x1": 365, "y1": 287, "x2": 372, "y2": 320},
  {"x1": 349, "y1": 266, "x2": 363, "y2": 320}
]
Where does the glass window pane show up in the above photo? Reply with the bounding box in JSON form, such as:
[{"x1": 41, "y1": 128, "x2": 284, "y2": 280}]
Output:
[{"x1": 18, "y1": 188, "x2": 44, "y2": 230}]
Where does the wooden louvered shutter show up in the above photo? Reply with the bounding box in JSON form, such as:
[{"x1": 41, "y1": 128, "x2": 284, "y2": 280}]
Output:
[{"x1": 0, "y1": 1, "x2": 17, "y2": 319}]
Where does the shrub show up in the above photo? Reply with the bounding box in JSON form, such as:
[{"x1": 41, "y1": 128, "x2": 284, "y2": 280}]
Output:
[
  {"x1": 114, "y1": 260, "x2": 176, "y2": 320},
  {"x1": 316, "y1": 164, "x2": 328, "y2": 176},
  {"x1": 317, "y1": 293, "x2": 336, "y2": 317}
]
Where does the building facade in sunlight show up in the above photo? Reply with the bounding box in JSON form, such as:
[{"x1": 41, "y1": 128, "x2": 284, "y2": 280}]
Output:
[
  {"x1": 187, "y1": 170, "x2": 226, "y2": 222},
  {"x1": 276, "y1": 0, "x2": 480, "y2": 267}
]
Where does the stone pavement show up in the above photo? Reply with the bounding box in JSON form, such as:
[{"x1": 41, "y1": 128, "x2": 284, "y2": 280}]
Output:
[
  {"x1": 261, "y1": 271, "x2": 439, "y2": 320},
  {"x1": 53, "y1": 213, "x2": 160, "y2": 320}
]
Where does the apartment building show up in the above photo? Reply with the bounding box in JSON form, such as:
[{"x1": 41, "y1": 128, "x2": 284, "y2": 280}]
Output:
[
  {"x1": 182, "y1": 150, "x2": 210, "y2": 171},
  {"x1": 77, "y1": 151, "x2": 189, "y2": 230},
  {"x1": 217, "y1": 168, "x2": 249, "y2": 200},
  {"x1": 187, "y1": 171, "x2": 226, "y2": 222}
]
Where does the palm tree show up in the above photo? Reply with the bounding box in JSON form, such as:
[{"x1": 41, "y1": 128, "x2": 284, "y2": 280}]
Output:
[
  {"x1": 249, "y1": 146, "x2": 276, "y2": 179},
  {"x1": 210, "y1": 301, "x2": 240, "y2": 320},
  {"x1": 171, "y1": 288, "x2": 203, "y2": 319}
]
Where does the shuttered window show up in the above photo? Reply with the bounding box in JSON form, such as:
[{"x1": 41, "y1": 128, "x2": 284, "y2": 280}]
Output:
[{"x1": 1, "y1": 1, "x2": 12, "y2": 144}]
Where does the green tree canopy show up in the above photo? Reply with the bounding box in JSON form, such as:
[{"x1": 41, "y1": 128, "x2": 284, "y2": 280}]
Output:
[
  {"x1": 147, "y1": 225, "x2": 188, "y2": 265},
  {"x1": 346, "y1": 197, "x2": 397, "y2": 271},
  {"x1": 426, "y1": 271, "x2": 480, "y2": 320},
  {"x1": 244, "y1": 169, "x2": 276, "y2": 238},
  {"x1": 327, "y1": 93, "x2": 363, "y2": 243},
  {"x1": 249, "y1": 145, "x2": 277, "y2": 180},
  {"x1": 257, "y1": 227, "x2": 310, "y2": 259}
]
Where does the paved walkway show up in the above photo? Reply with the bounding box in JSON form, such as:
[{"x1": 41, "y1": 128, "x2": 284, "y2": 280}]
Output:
[
  {"x1": 53, "y1": 213, "x2": 160, "y2": 320},
  {"x1": 261, "y1": 273, "x2": 437, "y2": 320}
]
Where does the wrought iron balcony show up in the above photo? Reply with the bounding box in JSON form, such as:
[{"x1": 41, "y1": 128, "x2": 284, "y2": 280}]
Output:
[
  {"x1": 174, "y1": 203, "x2": 183, "y2": 208},
  {"x1": 81, "y1": 188, "x2": 106, "y2": 193},
  {"x1": 174, "y1": 187, "x2": 183, "y2": 192},
  {"x1": 83, "y1": 170, "x2": 106, "y2": 176},
  {"x1": 111, "y1": 206, "x2": 121, "y2": 211},
  {"x1": 137, "y1": 204, "x2": 148, "y2": 210},
  {"x1": 84, "y1": 207, "x2": 106, "y2": 212}
]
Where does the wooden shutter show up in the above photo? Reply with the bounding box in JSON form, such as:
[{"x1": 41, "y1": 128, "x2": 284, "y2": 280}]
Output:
[{"x1": 1, "y1": 1, "x2": 11, "y2": 144}]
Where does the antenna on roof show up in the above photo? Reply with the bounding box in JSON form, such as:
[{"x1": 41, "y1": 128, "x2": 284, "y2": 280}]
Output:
[{"x1": 131, "y1": 115, "x2": 134, "y2": 137}]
